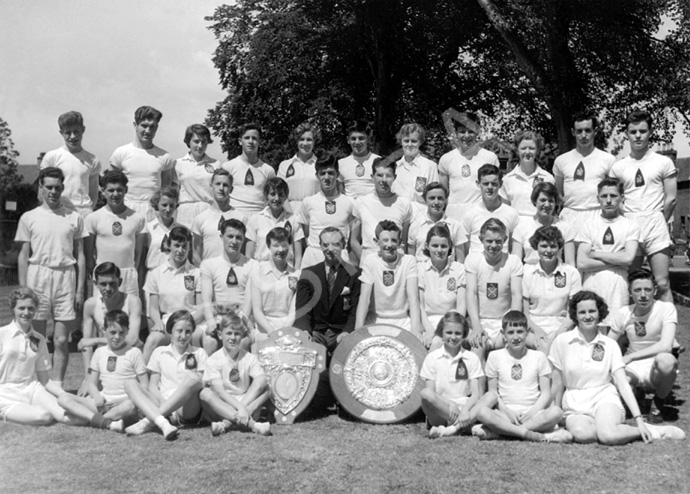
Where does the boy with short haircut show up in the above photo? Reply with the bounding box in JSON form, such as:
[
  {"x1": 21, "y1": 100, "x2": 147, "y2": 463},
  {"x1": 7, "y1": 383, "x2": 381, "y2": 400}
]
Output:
[
  {"x1": 609, "y1": 110, "x2": 677, "y2": 302},
  {"x1": 465, "y1": 219, "x2": 523, "y2": 354},
  {"x1": 15, "y1": 167, "x2": 87, "y2": 387},
  {"x1": 108, "y1": 106, "x2": 175, "y2": 217},
  {"x1": 191, "y1": 168, "x2": 247, "y2": 264},
  {"x1": 351, "y1": 158, "x2": 413, "y2": 263},
  {"x1": 58, "y1": 310, "x2": 146, "y2": 432},
  {"x1": 246, "y1": 177, "x2": 304, "y2": 268},
  {"x1": 221, "y1": 123, "x2": 276, "y2": 215},
  {"x1": 472, "y1": 311, "x2": 569, "y2": 442},
  {"x1": 297, "y1": 154, "x2": 356, "y2": 268},
  {"x1": 460, "y1": 164, "x2": 519, "y2": 255},
  {"x1": 84, "y1": 170, "x2": 146, "y2": 296},
  {"x1": 355, "y1": 221, "x2": 422, "y2": 339},
  {"x1": 576, "y1": 177, "x2": 640, "y2": 322},
  {"x1": 199, "y1": 312, "x2": 271, "y2": 436},
  {"x1": 40, "y1": 111, "x2": 101, "y2": 217},
  {"x1": 338, "y1": 120, "x2": 380, "y2": 198},
  {"x1": 609, "y1": 269, "x2": 679, "y2": 421}
]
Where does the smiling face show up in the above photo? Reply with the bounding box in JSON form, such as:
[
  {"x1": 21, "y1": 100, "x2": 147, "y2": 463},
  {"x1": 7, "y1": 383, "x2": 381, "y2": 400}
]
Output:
[
  {"x1": 630, "y1": 278, "x2": 656, "y2": 312},
  {"x1": 348, "y1": 131, "x2": 369, "y2": 157},
  {"x1": 427, "y1": 235, "x2": 451, "y2": 264},
  {"x1": 626, "y1": 121, "x2": 651, "y2": 155},
  {"x1": 169, "y1": 239, "x2": 190, "y2": 267},
  {"x1": 401, "y1": 132, "x2": 421, "y2": 159},
  {"x1": 134, "y1": 118, "x2": 158, "y2": 147},
  {"x1": 597, "y1": 185, "x2": 623, "y2": 219},
  {"x1": 266, "y1": 188, "x2": 287, "y2": 213},
  {"x1": 60, "y1": 124, "x2": 85, "y2": 153},
  {"x1": 503, "y1": 323, "x2": 528, "y2": 353},
  {"x1": 157, "y1": 194, "x2": 177, "y2": 222},
  {"x1": 517, "y1": 139, "x2": 538, "y2": 167},
  {"x1": 480, "y1": 230, "x2": 505, "y2": 261},
  {"x1": 170, "y1": 319, "x2": 194, "y2": 352},
  {"x1": 425, "y1": 188, "x2": 447, "y2": 217},
  {"x1": 221, "y1": 227, "x2": 245, "y2": 257},
  {"x1": 239, "y1": 129, "x2": 260, "y2": 156},
  {"x1": 316, "y1": 166, "x2": 338, "y2": 194},
  {"x1": 221, "y1": 325, "x2": 245, "y2": 356},
  {"x1": 212, "y1": 175, "x2": 233, "y2": 203},
  {"x1": 372, "y1": 165, "x2": 395, "y2": 197},
  {"x1": 535, "y1": 192, "x2": 556, "y2": 219},
  {"x1": 39, "y1": 177, "x2": 64, "y2": 209},
  {"x1": 297, "y1": 131, "x2": 315, "y2": 157},
  {"x1": 572, "y1": 119, "x2": 595, "y2": 150},
  {"x1": 105, "y1": 322, "x2": 128, "y2": 351},
  {"x1": 477, "y1": 174, "x2": 501, "y2": 202},
  {"x1": 536, "y1": 239, "x2": 559, "y2": 264},
  {"x1": 376, "y1": 230, "x2": 401, "y2": 262},
  {"x1": 269, "y1": 238, "x2": 290, "y2": 264},
  {"x1": 442, "y1": 322, "x2": 465, "y2": 351},
  {"x1": 13, "y1": 297, "x2": 36, "y2": 329},
  {"x1": 188, "y1": 133, "x2": 209, "y2": 160},
  {"x1": 455, "y1": 125, "x2": 478, "y2": 152},
  {"x1": 575, "y1": 299, "x2": 600, "y2": 332}
]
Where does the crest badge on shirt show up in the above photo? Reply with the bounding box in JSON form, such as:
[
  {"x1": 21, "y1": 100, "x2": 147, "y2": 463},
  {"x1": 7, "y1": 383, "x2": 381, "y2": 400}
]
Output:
[
  {"x1": 218, "y1": 216, "x2": 225, "y2": 231},
  {"x1": 184, "y1": 275, "x2": 195, "y2": 292},
  {"x1": 185, "y1": 354, "x2": 197, "y2": 370},
  {"x1": 634, "y1": 169, "x2": 645, "y2": 187},
  {"x1": 603, "y1": 227, "x2": 614, "y2": 245},
  {"x1": 355, "y1": 163, "x2": 365, "y2": 177},
  {"x1": 229, "y1": 367, "x2": 240, "y2": 382},
  {"x1": 286, "y1": 164, "x2": 295, "y2": 178},
  {"x1": 244, "y1": 169, "x2": 254, "y2": 186},
  {"x1": 383, "y1": 270, "x2": 395, "y2": 287},
  {"x1": 106, "y1": 356, "x2": 117, "y2": 372},
  {"x1": 415, "y1": 177, "x2": 427, "y2": 193},
  {"x1": 288, "y1": 276, "x2": 298, "y2": 291},
  {"x1": 592, "y1": 343, "x2": 605, "y2": 362},
  {"x1": 554, "y1": 272, "x2": 566, "y2": 288},
  {"x1": 226, "y1": 268, "x2": 238, "y2": 286},
  {"x1": 455, "y1": 359, "x2": 468, "y2": 380},
  {"x1": 325, "y1": 201, "x2": 336, "y2": 215},
  {"x1": 574, "y1": 161, "x2": 585, "y2": 181},
  {"x1": 461, "y1": 164, "x2": 471, "y2": 178},
  {"x1": 634, "y1": 321, "x2": 646, "y2": 337},
  {"x1": 447, "y1": 277, "x2": 457, "y2": 292},
  {"x1": 511, "y1": 363, "x2": 523, "y2": 381},
  {"x1": 160, "y1": 234, "x2": 169, "y2": 251},
  {"x1": 284, "y1": 221, "x2": 293, "y2": 237},
  {"x1": 112, "y1": 221, "x2": 123, "y2": 236},
  {"x1": 28, "y1": 335, "x2": 40, "y2": 353},
  {"x1": 204, "y1": 164, "x2": 215, "y2": 174},
  {"x1": 486, "y1": 282, "x2": 499, "y2": 299}
]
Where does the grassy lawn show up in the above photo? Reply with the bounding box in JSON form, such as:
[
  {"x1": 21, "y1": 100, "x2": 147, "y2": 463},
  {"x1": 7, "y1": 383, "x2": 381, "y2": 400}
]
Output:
[{"x1": 1, "y1": 306, "x2": 689, "y2": 493}]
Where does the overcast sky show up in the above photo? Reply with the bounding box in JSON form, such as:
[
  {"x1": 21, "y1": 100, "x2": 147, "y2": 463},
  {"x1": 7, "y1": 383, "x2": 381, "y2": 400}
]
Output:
[{"x1": 0, "y1": 1, "x2": 687, "y2": 167}]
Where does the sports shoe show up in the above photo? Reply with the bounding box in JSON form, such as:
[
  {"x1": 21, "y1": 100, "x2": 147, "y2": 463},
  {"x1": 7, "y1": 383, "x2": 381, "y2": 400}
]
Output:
[
  {"x1": 471, "y1": 424, "x2": 499, "y2": 441},
  {"x1": 544, "y1": 428, "x2": 573, "y2": 443},
  {"x1": 109, "y1": 420, "x2": 124, "y2": 433},
  {"x1": 161, "y1": 423, "x2": 179, "y2": 441},
  {"x1": 126, "y1": 418, "x2": 155, "y2": 436},
  {"x1": 646, "y1": 424, "x2": 686, "y2": 441},
  {"x1": 211, "y1": 421, "x2": 227, "y2": 436},
  {"x1": 252, "y1": 421, "x2": 271, "y2": 436}
]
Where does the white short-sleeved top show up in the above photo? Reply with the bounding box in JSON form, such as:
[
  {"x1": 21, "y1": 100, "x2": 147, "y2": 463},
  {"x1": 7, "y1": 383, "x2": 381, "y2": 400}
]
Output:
[
  {"x1": 90, "y1": 345, "x2": 146, "y2": 399},
  {"x1": 200, "y1": 255, "x2": 258, "y2": 308},
  {"x1": 297, "y1": 192, "x2": 355, "y2": 249},
  {"x1": 610, "y1": 301, "x2": 677, "y2": 354},
  {"x1": 222, "y1": 157, "x2": 275, "y2": 213},
  {"x1": 338, "y1": 153, "x2": 380, "y2": 198},
  {"x1": 392, "y1": 155, "x2": 439, "y2": 206},
  {"x1": 109, "y1": 143, "x2": 175, "y2": 204},
  {"x1": 85, "y1": 206, "x2": 146, "y2": 269},
  {"x1": 40, "y1": 146, "x2": 101, "y2": 210},
  {"x1": 145, "y1": 218, "x2": 181, "y2": 270},
  {"x1": 553, "y1": 148, "x2": 615, "y2": 211},
  {"x1": 523, "y1": 262, "x2": 581, "y2": 318},
  {"x1": 575, "y1": 214, "x2": 641, "y2": 255},
  {"x1": 174, "y1": 154, "x2": 221, "y2": 204},
  {"x1": 500, "y1": 166, "x2": 555, "y2": 217},
  {"x1": 485, "y1": 348, "x2": 551, "y2": 409},
  {"x1": 144, "y1": 261, "x2": 200, "y2": 315},
  {"x1": 15, "y1": 206, "x2": 87, "y2": 268},
  {"x1": 420, "y1": 348, "x2": 484, "y2": 401},
  {"x1": 438, "y1": 148, "x2": 499, "y2": 206},
  {"x1": 461, "y1": 202, "x2": 520, "y2": 254},
  {"x1": 512, "y1": 216, "x2": 575, "y2": 265},
  {"x1": 147, "y1": 344, "x2": 208, "y2": 399},
  {"x1": 465, "y1": 252, "x2": 523, "y2": 319},
  {"x1": 417, "y1": 259, "x2": 466, "y2": 317},
  {"x1": 245, "y1": 207, "x2": 304, "y2": 263},
  {"x1": 408, "y1": 214, "x2": 465, "y2": 262},
  {"x1": 609, "y1": 151, "x2": 677, "y2": 215},
  {"x1": 191, "y1": 208, "x2": 248, "y2": 261},
  {"x1": 548, "y1": 330, "x2": 624, "y2": 390},
  {"x1": 277, "y1": 155, "x2": 320, "y2": 204},
  {"x1": 0, "y1": 322, "x2": 51, "y2": 385},
  {"x1": 203, "y1": 348, "x2": 264, "y2": 396},
  {"x1": 360, "y1": 253, "x2": 418, "y2": 319},
  {"x1": 250, "y1": 261, "x2": 300, "y2": 318},
  {"x1": 353, "y1": 193, "x2": 413, "y2": 252}
]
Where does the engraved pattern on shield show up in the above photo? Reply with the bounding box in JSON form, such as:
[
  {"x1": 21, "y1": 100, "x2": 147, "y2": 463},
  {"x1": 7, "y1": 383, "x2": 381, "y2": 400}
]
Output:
[{"x1": 343, "y1": 336, "x2": 418, "y2": 410}]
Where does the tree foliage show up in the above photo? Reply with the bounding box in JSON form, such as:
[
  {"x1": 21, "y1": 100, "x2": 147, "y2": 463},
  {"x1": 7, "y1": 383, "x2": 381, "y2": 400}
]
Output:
[{"x1": 0, "y1": 117, "x2": 21, "y2": 196}]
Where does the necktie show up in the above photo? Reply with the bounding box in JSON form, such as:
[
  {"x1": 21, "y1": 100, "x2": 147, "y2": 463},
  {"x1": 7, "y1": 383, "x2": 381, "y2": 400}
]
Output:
[{"x1": 327, "y1": 264, "x2": 337, "y2": 296}]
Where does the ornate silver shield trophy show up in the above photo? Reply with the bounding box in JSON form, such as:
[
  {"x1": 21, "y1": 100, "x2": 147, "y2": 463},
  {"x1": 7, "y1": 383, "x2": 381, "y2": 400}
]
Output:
[
  {"x1": 257, "y1": 328, "x2": 326, "y2": 425},
  {"x1": 329, "y1": 324, "x2": 426, "y2": 424}
]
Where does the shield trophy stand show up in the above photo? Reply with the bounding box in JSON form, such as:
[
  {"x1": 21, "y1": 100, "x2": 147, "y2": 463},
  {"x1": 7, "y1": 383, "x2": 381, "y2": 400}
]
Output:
[
  {"x1": 257, "y1": 328, "x2": 326, "y2": 424},
  {"x1": 329, "y1": 324, "x2": 427, "y2": 424}
]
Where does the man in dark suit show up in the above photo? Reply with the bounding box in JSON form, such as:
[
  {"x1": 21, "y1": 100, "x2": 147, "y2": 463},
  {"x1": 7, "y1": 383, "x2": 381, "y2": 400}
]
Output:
[{"x1": 295, "y1": 227, "x2": 361, "y2": 356}]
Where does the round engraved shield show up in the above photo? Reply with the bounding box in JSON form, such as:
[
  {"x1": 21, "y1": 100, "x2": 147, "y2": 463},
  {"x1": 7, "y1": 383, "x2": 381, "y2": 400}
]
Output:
[{"x1": 330, "y1": 324, "x2": 426, "y2": 424}]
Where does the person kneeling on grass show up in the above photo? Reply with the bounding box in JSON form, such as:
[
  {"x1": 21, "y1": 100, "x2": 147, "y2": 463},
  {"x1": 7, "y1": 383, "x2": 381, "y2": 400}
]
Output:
[
  {"x1": 199, "y1": 311, "x2": 271, "y2": 436},
  {"x1": 420, "y1": 311, "x2": 484, "y2": 438},
  {"x1": 471, "y1": 310, "x2": 570, "y2": 442},
  {"x1": 58, "y1": 310, "x2": 146, "y2": 433},
  {"x1": 123, "y1": 310, "x2": 207, "y2": 440}
]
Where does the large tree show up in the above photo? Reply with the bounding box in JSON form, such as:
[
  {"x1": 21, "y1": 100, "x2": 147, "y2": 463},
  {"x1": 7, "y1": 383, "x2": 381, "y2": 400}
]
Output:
[{"x1": 0, "y1": 117, "x2": 21, "y2": 196}]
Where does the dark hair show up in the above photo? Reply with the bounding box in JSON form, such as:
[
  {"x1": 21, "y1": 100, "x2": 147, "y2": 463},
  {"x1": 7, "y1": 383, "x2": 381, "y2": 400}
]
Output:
[
  {"x1": 529, "y1": 225, "x2": 565, "y2": 251},
  {"x1": 94, "y1": 262, "x2": 121, "y2": 280},
  {"x1": 58, "y1": 111, "x2": 84, "y2": 129},
  {"x1": 315, "y1": 153, "x2": 339, "y2": 173},
  {"x1": 104, "y1": 309, "x2": 129, "y2": 330},
  {"x1": 134, "y1": 106, "x2": 162, "y2": 124},
  {"x1": 477, "y1": 164, "x2": 501, "y2": 182},
  {"x1": 372, "y1": 157, "x2": 396, "y2": 175},
  {"x1": 530, "y1": 182, "x2": 560, "y2": 208},
  {"x1": 479, "y1": 218, "x2": 506, "y2": 238},
  {"x1": 211, "y1": 168, "x2": 232, "y2": 186},
  {"x1": 625, "y1": 109, "x2": 653, "y2": 130},
  {"x1": 9, "y1": 287, "x2": 39, "y2": 309},
  {"x1": 168, "y1": 225, "x2": 193, "y2": 246},
  {"x1": 100, "y1": 169, "x2": 128, "y2": 188},
  {"x1": 293, "y1": 122, "x2": 321, "y2": 144},
  {"x1": 375, "y1": 220, "x2": 401, "y2": 238},
  {"x1": 220, "y1": 218, "x2": 246, "y2": 236},
  {"x1": 423, "y1": 182, "x2": 448, "y2": 200},
  {"x1": 39, "y1": 166, "x2": 65, "y2": 185},
  {"x1": 572, "y1": 110, "x2": 598, "y2": 129},
  {"x1": 502, "y1": 310, "x2": 528, "y2": 330},
  {"x1": 628, "y1": 268, "x2": 655, "y2": 285},
  {"x1": 423, "y1": 224, "x2": 453, "y2": 258},
  {"x1": 435, "y1": 311, "x2": 471, "y2": 350},
  {"x1": 165, "y1": 309, "x2": 196, "y2": 335},
  {"x1": 184, "y1": 124, "x2": 213, "y2": 146},
  {"x1": 263, "y1": 177, "x2": 289, "y2": 198},
  {"x1": 149, "y1": 186, "x2": 179, "y2": 210},
  {"x1": 239, "y1": 122, "x2": 262, "y2": 138},
  {"x1": 319, "y1": 227, "x2": 346, "y2": 246},
  {"x1": 396, "y1": 123, "x2": 426, "y2": 144},
  {"x1": 346, "y1": 120, "x2": 373, "y2": 137},
  {"x1": 266, "y1": 226, "x2": 292, "y2": 247},
  {"x1": 597, "y1": 176, "x2": 624, "y2": 195},
  {"x1": 569, "y1": 290, "x2": 608, "y2": 324}
]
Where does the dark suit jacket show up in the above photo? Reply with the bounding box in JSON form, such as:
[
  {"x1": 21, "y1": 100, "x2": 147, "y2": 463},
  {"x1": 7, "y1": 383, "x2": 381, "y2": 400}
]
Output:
[{"x1": 294, "y1": 261, "x2": 361, "y2": 335}]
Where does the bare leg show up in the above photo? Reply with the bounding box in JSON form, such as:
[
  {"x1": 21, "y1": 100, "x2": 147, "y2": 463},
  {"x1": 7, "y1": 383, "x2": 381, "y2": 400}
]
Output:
[
  {"x1": 650, "y1": 353, "x2": 678, "y2": 400},
  {"x1": 565, "y1": 414, "x2": 598, "y2": 443},
  {"x1": 200, "y1": 388, "x2": 265, "y2": 433},
  {"x1": 648, "y1": 249, "x2": 672, "y2": 303},
  {"x1": 521, "y1": 406, "x2": 564, "y2": 433},
  {"x1": 3, "y1": 404, "x2": 55, "y2": 426},
  {"x1": 595, "y1": 402, "x2": 643, "y2": 445},
  {"x1": 420, "y1": 388, "x2": 455, "y2": 427},
  {"x1": 141, "y1": 332, "x2": 170, "y2": 363},
  {"x1": 53, "y1": 319, "x2": 74, "y2": 384}
]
